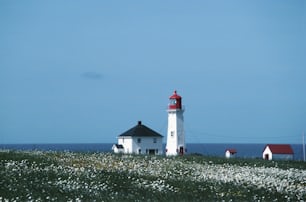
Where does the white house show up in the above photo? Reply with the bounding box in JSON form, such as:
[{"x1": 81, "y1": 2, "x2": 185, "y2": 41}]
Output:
[
  {"x1": 113, "y1": 121, "x2": 163, "y2": 155},
  {"x1": 225, "y1": 149, "x2": 237, "y2": 159},
  {"x1": 262, "y1": 144, "x2": 294, "y2": 160}
]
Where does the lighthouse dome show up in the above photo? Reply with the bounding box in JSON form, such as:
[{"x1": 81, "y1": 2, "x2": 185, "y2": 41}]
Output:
[
  {"x1": 168, "y1": 90, "x2": 182, "y2": 110},
  {"x1": 169, "y1": 90, "x2": 181, "y2": 99}
]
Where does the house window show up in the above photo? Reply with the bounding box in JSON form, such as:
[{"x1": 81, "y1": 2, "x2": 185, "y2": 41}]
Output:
[
  {"x1": 138, "y1": 149, "x2": 141, "y2": 154},
  {"x1": 153, "y1": 138, "x2": 157, "y2": 143},
  {"x1": 137, "y1": 138, "x2": 141, "y2": 143}
]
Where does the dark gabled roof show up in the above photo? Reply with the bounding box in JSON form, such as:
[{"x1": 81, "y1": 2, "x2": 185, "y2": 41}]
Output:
[
  {"x1": 114, "y1": 144, "x2": 124, "y2": 149},
  {"x1": 118, "y1": 121, "x2": 163, "y2": 137},
  {"x1": 265, "y1": 144, "x2": 294, "y2": 154}
]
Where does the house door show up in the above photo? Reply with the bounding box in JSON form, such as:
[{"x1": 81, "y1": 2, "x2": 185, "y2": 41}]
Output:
[
  {"x1": 179, "y1": 147, "x2": 184, "y2": 155},
  {"x1": 148, "y1": 149, "x2": 155, "y2": 155},
  {"x1": 265, "y1": 154, "x2": 269, "y2": 160}
]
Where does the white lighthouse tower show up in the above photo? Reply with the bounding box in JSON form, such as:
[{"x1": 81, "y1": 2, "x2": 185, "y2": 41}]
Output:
[{"x1": 166, "y1": 90, "x2": 186, "y2": 156}]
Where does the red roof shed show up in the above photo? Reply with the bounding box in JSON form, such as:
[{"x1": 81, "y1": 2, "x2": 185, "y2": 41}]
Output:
[
  {"x1": 263, "y1": 144, "x2": 294, "y2": 160},
  {"x1": 225, "y1": 148, "x2": 237, "y2": 158}
]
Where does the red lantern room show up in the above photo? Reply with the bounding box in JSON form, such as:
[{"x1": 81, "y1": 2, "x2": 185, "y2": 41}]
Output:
[{"x1": 168, "y1": 90, "x2": 182, "y2": 110}]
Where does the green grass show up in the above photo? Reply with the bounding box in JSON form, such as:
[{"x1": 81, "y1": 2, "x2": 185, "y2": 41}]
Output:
[
  {"x1": 183, "y1": 154, "x2": 306, "y2": 170},
  {"x1": 1, "y1": 150, "x2": 305, "y2": 201}
]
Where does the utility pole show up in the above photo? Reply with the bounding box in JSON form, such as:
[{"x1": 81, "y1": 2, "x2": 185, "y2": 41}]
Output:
[{"x1": 303, "y1": 131, "x2": 305, "y2": 162}]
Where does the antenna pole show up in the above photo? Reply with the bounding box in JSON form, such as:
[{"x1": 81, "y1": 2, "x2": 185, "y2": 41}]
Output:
[{"x1": 303, "y1": 131, "x2": 305, "y2": 162}]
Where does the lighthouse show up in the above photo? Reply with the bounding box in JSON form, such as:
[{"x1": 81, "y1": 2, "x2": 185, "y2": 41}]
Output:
[{"x1": 166, "y1": 90, "x2": 186, "y2": 156}]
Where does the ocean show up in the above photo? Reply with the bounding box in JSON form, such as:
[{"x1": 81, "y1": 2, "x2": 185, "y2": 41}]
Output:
[{"x1": 0, "y1": 143, "x2": 304, "y2": 161}]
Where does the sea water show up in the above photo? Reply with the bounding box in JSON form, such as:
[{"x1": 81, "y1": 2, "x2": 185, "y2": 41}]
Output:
[{"x1": 0, "y1": 143, "x2": 304, "y2": 161}]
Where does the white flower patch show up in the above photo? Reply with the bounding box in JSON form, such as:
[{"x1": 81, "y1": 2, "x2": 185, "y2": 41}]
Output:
[{"x1": 1, "y1": 150, "x2": 305, "y2": 201}]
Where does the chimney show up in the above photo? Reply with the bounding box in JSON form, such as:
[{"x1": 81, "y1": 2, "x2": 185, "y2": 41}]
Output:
[{"x1": 138, "y1": 121, "x2": 142, "y2": 125}]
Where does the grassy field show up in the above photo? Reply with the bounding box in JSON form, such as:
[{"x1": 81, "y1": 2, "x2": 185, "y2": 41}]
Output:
[{"x1": 0, "y1": 150, "x2": 305, "y2": 201}]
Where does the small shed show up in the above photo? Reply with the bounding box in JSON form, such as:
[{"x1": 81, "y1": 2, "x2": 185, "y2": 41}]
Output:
[
  {"x1": 113, "y1": 121, "x2": 163, "y2": 155},
  {"x1": 225, "y1": 149, "x2": 237, "y2": 159},
  {"x1": 112, "y1": 144, "x2": 124, "y2": 153},
  {"x1": 262, "y1": 144, "x2": 294, "y2": 160}
]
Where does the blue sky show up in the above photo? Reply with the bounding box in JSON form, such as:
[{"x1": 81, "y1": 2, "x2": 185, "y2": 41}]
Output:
[{"x1": 1, "y1": 1, "x2": 305, "y2": 144}]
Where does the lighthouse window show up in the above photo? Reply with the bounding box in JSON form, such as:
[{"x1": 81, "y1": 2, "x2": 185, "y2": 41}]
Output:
[
  {"x1": 171, "y1": 131, "x2": 174, "y2": 137},
  {"x1": 170, "y1": 99, "x2": 176, "y2": 105}
]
